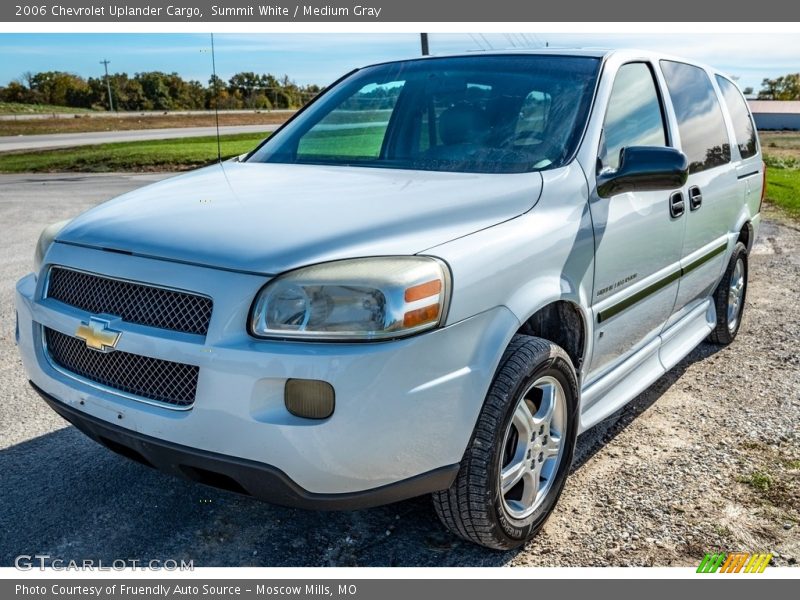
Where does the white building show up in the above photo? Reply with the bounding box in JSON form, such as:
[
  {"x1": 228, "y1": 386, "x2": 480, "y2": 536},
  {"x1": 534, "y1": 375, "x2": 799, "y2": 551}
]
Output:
[{"x1": 748, "y1": 100, "x2": 800, "y2": 130}]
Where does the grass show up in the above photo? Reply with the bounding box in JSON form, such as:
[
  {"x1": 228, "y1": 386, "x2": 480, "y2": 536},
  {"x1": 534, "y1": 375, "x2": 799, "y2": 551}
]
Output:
[
  {"x1": 765, "y1": 168, "x2": 800, "y2": 217},
  {"x1": 760, "y1": 131, "x2": 800, "y2": 219},
  {"x1": 0, "y1": 132, "x2": 268, "y2": 173},
  {"x1": 760, "y1": 131, "x2": 800, "y2": 157},
  {"x1": 0, "y1": 101, "x2": 96, "y2": 115},
  {"x1": 298, "y1": 125, "x2": 386, "y2": 158},
  {"x1": 0, "y1": 125, "x2": 387, "y2": 173},
  {"x1": 735, "y1": 439, "x2": 799, "y2": 513},
  {"x1": 739, "y1": 470, "x2": 774, "y2": 492}
]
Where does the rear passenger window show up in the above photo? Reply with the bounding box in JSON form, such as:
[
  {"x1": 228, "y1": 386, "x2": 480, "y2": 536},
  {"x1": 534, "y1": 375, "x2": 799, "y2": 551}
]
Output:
[
  {"x1": 599, "y1": 62, "x2": 667, "y2": 171},
  {"x1": 660, "y1": 61, "x2": 731, "y2": 173},
  {"x1": 716, "y1": 76, "x2": 758, "y2": 159}
]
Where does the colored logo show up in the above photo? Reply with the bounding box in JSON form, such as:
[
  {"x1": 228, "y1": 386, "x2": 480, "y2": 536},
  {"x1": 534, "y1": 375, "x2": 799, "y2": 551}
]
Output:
[
  {"x1": 697, "y1": 552, "x2": 773, "y2": 573},
  {"x1": 75, "y1": 317, "x2": 121, "y2": 353}
]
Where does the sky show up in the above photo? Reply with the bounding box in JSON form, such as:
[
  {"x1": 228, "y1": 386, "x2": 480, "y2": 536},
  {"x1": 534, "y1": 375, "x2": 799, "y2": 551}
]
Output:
[{"x1": 0, "y1": 33, "x2": 798, "y2": 94}]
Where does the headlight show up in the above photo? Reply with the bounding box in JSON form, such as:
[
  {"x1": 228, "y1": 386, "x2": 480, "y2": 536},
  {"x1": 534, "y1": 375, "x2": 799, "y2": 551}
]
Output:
[
  {"x1": 33, "y1": 219, "x2": 71, "y2": 275},
  {"x1": 250, "y1": 256, "x2": 451, "y2": 341}
]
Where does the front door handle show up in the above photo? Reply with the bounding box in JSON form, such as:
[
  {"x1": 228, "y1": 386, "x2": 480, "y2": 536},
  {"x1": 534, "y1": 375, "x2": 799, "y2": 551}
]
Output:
[
  {"x1": 688, "y1": 186, "x2": 703, "y2": 211},
  {"x1": 669, "y1": 191, "x2": 685, "y2": 218}
]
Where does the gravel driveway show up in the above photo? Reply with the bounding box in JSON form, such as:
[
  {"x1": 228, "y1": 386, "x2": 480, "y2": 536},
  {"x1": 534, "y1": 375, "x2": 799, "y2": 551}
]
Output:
[{"x1": 0, "y1": 173, "x2": 797, "y2": 567}]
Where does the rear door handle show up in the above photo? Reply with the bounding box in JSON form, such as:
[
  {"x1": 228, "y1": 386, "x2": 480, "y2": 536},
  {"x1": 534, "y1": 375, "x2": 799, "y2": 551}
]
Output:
[
  {"x1": 669, "y1": 191, "x2": 685, "y2": 218},
  {"x1": 688, "y1": 186, "x2": 703, "y2": 211}
]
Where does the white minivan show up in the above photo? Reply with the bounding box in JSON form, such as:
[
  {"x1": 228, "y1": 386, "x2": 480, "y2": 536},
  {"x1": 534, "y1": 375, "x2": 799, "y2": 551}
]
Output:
[{"x1": 16, "y1": 50, "x2": 763, "y2": 549}]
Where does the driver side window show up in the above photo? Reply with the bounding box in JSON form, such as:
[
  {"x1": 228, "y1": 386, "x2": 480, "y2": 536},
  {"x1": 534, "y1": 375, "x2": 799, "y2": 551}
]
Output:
[{"x1": 600, "y1": 62, "x2": 667, "y2": 171}]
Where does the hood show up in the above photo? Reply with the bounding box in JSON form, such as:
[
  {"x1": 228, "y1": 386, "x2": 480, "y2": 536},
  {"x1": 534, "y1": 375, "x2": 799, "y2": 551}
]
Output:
[{"x1": 57, "y1": 162, "x2": 543, "y2": 274}]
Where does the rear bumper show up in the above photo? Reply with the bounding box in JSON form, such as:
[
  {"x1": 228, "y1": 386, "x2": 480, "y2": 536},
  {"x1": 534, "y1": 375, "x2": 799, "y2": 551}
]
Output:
[{"x1": 32, "y1": 381, "x2": 459, "y2": 510}]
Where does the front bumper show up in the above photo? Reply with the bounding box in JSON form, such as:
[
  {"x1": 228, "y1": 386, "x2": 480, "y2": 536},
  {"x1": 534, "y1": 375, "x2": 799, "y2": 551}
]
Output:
[
  {"x1": 31, "y1": 382, "x2": 458, "y2": 509},
  {"x1": 16, "y1": 243, "x2": 518, "y2": 501}
]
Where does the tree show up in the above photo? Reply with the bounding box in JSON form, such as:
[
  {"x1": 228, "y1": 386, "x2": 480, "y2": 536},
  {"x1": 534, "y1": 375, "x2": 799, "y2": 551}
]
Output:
[
  {"x1": 0, "y1": 80, "x2": 33, "y2": 103},
  {"x1": 135, "y1": 72, "x2": 174, "y2": 110},
  {"x1": 29, "y1": 71, "x2": 89, "y2": 106},
  {"x1": 758, "y1": 73, "x2": 800, "y2": 100},
  {"x1": 2, "y1": 69, "x2": 320, "y2": 111},
  {"x1": 21, "y1": 71, "x2": 35, "y2": 90}
]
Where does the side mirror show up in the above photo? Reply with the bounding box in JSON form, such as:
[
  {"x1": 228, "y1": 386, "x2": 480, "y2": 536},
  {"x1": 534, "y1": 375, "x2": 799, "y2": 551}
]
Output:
[{"x1": 596, "y1": 146, "x2": 689, "y2": 198}]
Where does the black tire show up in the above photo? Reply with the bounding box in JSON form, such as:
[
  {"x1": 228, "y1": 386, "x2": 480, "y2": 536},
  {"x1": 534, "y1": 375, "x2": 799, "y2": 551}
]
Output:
[
  {"x1": 432, "y1": 334, "x2": 579, "y2": 550},
  {"x1": 708, "y1": 242, "x2": 748, "y2": 345}
]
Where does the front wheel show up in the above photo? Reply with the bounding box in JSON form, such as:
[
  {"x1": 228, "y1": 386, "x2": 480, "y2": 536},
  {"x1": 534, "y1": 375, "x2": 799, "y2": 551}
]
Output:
[{"x1": 432, "y1": 335, "x2": 579, "y2": 550}]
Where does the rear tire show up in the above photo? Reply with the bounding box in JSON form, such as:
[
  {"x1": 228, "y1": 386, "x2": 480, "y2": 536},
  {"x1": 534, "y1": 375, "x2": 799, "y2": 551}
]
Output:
[
  {"x1": 432, "y1": 334, "x2": 579, "y2": 550},
  {"x1": 708, "y1": 242, "x2": 748, "y2": 345}
]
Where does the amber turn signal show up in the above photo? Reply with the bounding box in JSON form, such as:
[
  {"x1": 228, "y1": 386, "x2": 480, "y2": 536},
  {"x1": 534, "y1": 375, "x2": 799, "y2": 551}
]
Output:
[
  {"x1": 404, "y1": 279, "x2": 442, "y2": 302},
  {"x1": 403, "y1": 303, "x2": 441, "y2": 328}
]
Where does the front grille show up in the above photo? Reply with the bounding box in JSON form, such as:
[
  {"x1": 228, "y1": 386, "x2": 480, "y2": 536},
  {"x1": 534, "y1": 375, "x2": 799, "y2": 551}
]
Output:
[
  {"x1": 46, "y1": 267, "x2": 213, "y2": 336},
  {"x1": 45, "y1": 328, "x2": 199, "y2": 408}
]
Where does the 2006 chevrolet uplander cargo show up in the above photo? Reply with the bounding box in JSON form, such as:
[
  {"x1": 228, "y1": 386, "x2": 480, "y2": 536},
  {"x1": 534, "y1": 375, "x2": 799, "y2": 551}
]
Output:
[{"x1": 16, "y1": 50, "x2": 764, "y2": 549}]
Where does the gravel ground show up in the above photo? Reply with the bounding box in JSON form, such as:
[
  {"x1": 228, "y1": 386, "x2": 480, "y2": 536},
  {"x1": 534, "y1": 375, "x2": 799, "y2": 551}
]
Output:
[{"x1": 0, "y1": 173, "x2": 797, "y2": 567}]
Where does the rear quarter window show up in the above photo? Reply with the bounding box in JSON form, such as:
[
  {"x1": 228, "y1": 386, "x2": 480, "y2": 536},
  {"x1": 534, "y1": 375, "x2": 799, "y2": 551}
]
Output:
[
  {"x1": 716, "y1": 75, "x2": 758, "y2": 160},
  {"x1": 660, "y1": 60, "x2": 731, "y2": 173}
]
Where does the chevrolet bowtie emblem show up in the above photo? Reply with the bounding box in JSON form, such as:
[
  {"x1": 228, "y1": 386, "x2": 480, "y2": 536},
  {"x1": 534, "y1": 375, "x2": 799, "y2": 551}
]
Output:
[{"x1": 75, "y1": 317, "x2": 121, "y2": 352}]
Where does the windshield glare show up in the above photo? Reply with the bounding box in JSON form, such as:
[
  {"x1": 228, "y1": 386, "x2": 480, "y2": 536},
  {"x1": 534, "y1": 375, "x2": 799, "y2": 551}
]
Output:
[{"x1": 247, "y1": 55, "x2": 601, "y2": 174}]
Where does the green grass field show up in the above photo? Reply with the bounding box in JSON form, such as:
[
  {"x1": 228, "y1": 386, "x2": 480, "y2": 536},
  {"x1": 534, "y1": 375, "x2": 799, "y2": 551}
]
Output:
[
  {"x1": 761, "y1": 131, "x2": 800, "y2": 218},
  {"x1": 298, "y1": 125, "x2": 386, "y2": 157},
  {"x1": 0, "y1": 132, "x2": 268, "y2": 173},
  {"x1": 0, "y1": 126, "x2": 385, "y2": 173},
  {"x1": 764, "y1": 167, "x2": 800, "y2": 217},
  {"x1": 0, "y1": 101, "x2": 96, "y2": 115}
]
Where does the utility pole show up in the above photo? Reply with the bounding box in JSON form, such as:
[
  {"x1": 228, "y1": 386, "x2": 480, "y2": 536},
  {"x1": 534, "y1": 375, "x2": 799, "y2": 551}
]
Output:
[
  {"x1": 420, "y1": 33, "x2": 429, "y2": 56},
  {"x1": 100, "y1": 59, "x2": 114, "y2": 112}
]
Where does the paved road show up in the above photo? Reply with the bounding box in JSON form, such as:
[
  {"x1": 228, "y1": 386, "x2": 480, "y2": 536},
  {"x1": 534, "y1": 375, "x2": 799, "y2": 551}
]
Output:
[
  {"x1": 0, "y1": 173, "x2": 797, "y2": 567},
  {"x1": 0, "y1": 124, "x2": 280, "y2": 152}
]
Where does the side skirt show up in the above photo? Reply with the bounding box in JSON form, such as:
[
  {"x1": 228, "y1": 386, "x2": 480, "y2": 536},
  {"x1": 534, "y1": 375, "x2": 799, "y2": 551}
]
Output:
[{"x1": 578, "y1": 298, "x2": 715, "y2": 433}]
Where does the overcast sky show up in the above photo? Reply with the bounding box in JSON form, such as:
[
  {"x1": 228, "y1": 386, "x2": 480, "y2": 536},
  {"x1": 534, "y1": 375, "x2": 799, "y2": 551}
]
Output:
[{"x1": 1, "y1": 33, "x2": 797, "y2": 94}]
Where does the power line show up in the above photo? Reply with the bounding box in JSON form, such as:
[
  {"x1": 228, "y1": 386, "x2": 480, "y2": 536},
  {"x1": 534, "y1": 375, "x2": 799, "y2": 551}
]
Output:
[{"x1": 99, "y1": 59, "x2": 114, "y2": 112}]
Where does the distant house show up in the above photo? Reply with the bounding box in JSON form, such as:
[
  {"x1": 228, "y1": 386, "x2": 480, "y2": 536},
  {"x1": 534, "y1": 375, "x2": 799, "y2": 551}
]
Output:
[{"x1": 747, "y1": 100, "x2": 800, "y2": 130}]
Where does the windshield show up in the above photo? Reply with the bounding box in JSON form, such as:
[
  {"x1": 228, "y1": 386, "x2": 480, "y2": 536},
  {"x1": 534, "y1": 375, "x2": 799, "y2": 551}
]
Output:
[{"x1": 246, "y1": 55, "x2": 601, "y2": 174}]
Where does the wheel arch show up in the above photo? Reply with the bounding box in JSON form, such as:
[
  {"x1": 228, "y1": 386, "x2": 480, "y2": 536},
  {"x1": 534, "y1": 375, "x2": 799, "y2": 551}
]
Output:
[
  {"x1": 737, "y1": 219, "x2": 754, "y2": 253},
  {"x1": 516, "y1": 300, "x2": 588, "y2": 377},
  {"x1": 732, "y1": 204, "x2": 755, "y2": 254}
]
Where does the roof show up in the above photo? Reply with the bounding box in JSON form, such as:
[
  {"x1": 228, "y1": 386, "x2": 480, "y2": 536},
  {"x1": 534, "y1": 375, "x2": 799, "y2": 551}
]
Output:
[
  {"x1": 365, "y1": 48, "x2": 719, "y2": 75},
  {"x1": 748, "y1": 101, "x2": 800, "y2": 114},
  {"x1": 444, "y1": 48, "x2": 614, "y2": 58}
]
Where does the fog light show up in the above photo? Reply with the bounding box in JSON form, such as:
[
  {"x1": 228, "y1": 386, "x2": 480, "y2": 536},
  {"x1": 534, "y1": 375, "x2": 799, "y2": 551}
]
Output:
[{"x1": 285, "y1": 379, "x2": 335, "y2": 419}]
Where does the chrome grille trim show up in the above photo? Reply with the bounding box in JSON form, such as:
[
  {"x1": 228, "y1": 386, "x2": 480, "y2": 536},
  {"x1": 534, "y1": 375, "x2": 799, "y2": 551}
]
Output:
[
  {"x1": 43, "y1": 327, "x2": 198, "y2": 410},
  {"x1": 45, "y1": 266, "x2": 213, "y2": 336}
]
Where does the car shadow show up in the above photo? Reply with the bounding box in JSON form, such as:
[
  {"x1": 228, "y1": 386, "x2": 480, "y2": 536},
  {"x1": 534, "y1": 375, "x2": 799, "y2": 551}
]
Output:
[
  {"x1": 569, "y1": 340, "x2": 726, "y2": 473},
  {"x1": 0, "y1": 342, "x2": 724, "y2": 568}
]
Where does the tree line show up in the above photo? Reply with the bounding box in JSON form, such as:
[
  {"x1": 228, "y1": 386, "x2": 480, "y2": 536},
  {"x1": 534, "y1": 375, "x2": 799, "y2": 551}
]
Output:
[
  {"x1": 4, "y1": 70, "x2": 800, "y2": 111},
  {"x1": 757, "y1": 74, "x2": 800, "y2": 101},
  {"x1": 0, "y1": 70, "x2": 323, "y2": 111}
]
